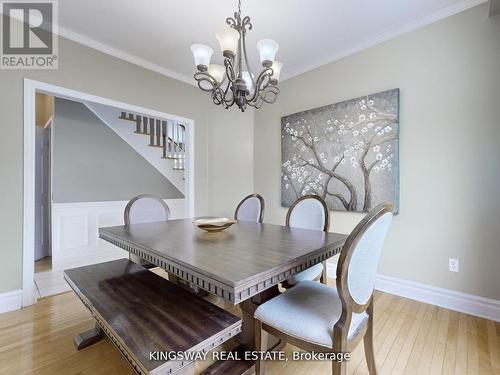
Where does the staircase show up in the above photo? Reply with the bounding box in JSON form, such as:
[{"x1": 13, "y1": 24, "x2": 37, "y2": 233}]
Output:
[{"x1": 118, "y1": 112, "x2": 186, "y2": 171}]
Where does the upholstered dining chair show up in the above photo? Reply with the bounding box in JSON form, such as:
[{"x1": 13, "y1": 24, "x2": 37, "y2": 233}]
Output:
[
  {"x1": 234, "y1": 194, "x2": 265, "y2": 223},
  {"x1": 282, "y1": 195, "x2": 330, "y2": 287},
  {"x1": 124, "y1": 194, "x2": 171, "y2": 268},
  {"x1": 254, "y1": 202, "x2": 394, "y2": 375}
]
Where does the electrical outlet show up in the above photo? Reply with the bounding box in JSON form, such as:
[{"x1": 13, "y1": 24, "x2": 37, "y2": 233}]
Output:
[{"x1": 449, "y1": 258, "x2": 459, "y2": 272}]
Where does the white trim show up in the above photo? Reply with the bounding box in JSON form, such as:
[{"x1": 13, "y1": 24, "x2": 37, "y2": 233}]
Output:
[
  {"x1": 23, "y1": 78, "x2": 195, "y2": 307},
  {"x1": 375, "y1": 274, "x2": 500, "y2": 323},
  {"x1": 13, "y1": 0, "x2": 481, "y2": 83},
  {"x1": 58, "y1": 26, "x2": 195, "y2": 86},
  {"x1": 23, "y1": 79, "x2": 37, "y2": 307},
  {"x1": 0, "y1": 290, "x2": 23, "y2": 314},
  {"x1": 282, "y1": 0, "x2": 487, "y2": 80}
]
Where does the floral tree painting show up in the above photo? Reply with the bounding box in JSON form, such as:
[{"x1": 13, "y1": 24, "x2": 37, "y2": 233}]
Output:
[{"x1": 281, "y1": 89, "x2": 399, "y2": 213}]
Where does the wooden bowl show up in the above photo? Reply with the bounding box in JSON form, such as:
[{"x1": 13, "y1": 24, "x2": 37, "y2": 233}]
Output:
[{"x1": 192, "y1": 218, "x2": 237, "y2": 233}]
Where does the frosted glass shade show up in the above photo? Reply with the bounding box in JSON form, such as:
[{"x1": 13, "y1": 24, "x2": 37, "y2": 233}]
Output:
[
  {"x1": 208, "y1": 64, "x2": 226, "y2": 84},
  {"x1": 256, "y1": 39, "x2": 279, "y2": 66},
  {"x1": 190, "y1": 44, "x2": 213, "y2": 70},
  {"x1": 271, "y1": 60, "x2": 283, "y2": 81},
  {"x1": 242, "y1": 71, "x2": 253, "y2": 92},
  {"x1": 215, "y1": 26, "x2": 240, "y2": 56}
]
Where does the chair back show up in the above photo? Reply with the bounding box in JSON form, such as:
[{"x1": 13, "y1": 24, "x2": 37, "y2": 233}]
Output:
[
  {"x1": 124, "y1": 194, "x2": 170, "y2": 225},
  {"x1": 285, "y1": 195, "x2": 329, "y2": 232},
  {"x1": 337, "y1": 202, "x2": 393, "y2": 311},
  {"x1": 234, "y1": 194, "x2": 265, "y2": 223}
]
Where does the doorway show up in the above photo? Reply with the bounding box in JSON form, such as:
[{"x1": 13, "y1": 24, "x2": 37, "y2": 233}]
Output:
[
  {"x1": 34, "y1": 94, "x2": 53, "y2": 298},
  {"x1": 23, "y1": 79, "x2": 195, "y2": 306}
]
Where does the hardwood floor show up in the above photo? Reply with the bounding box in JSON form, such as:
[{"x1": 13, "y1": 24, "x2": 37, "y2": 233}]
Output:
[{"x1": 0, "y1": 281, "x2": 499, "y2": 375}]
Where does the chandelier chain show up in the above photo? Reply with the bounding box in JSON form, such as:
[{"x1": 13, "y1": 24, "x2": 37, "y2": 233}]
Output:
[{"x1": 238, "y1": 0, "x2": 241, "y2": 16}]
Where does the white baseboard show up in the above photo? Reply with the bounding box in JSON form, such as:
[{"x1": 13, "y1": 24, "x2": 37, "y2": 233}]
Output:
[
  {"x1": 0, "y1": 290, "x2": 23, "y2": 314},
  {"x1": 375, "y1": 274, "x2": 500, "y2": 322},
  {"x1": 326, "y1": 263, "x2": 500, "y2": 322}
]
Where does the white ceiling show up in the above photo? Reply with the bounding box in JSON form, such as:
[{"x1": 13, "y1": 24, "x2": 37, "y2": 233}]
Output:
[{"x1": 58, "y1": 0, "x2": 485, "y2": 84}]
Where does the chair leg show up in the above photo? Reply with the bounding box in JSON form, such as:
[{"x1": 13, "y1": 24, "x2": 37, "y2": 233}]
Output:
[
  {"x1": 332, "y1": 360, "x2": 347, "y2": 375},
  {"x1": 255, "y1": 320, "x2": 266, "y2": 375},
  {"x1": 321, "y1": 260, "x2": 328, "y2": 284},
  {"x1": 364, "y1": 302, "x2": 377, "y2": 374}
]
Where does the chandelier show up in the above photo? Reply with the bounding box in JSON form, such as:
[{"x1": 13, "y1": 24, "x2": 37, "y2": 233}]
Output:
[{"x1": 190, "y1": 0, "x2": 282, "y2": 112}]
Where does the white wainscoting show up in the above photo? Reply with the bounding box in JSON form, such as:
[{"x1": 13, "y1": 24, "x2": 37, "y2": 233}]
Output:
[{"x1": 51, "y1": 199, "x2": 186, "y2": 271}]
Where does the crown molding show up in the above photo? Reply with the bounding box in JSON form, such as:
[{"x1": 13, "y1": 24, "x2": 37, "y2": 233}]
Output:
[
  {"x1": 281, "y1": 0, "x2": 487, "y2": 81},
  {"x1": 21, "y1": 0, "x2": 486, "y2": 85},
  {"x1": 58, "y1": 26, "x2": 196, "y2": 87}
]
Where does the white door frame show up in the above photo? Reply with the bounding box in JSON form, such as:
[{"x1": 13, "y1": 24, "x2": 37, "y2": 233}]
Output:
[{"x1": 23, "y1": 78, "x2": 195, "y2": 307}]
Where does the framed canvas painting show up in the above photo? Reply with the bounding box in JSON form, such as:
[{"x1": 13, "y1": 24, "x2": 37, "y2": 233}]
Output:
[{"x1": 281, "y1": 88, "x2": 399, "y2": 213}]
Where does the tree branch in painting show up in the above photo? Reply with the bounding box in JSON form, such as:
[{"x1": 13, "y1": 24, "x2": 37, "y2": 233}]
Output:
[{"x1": 281, "y1": 89, "x2": 399, "y2": 213}]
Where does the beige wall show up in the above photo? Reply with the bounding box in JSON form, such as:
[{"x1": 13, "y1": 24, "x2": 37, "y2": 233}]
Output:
[
  {"x1": 0, "y1": 37, "x2": 254, "y2": 293},
  {"x1": 254, "y1": 4, "x2": 500, "y2": 300},
  {"x1": 35, "y1": 93, "x2": 54, "y2": 127}
]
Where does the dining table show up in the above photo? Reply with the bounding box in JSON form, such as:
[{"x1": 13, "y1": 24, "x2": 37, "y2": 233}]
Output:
[{"x1": 99, "y1": 218, "x2": 347, "y2": 374}]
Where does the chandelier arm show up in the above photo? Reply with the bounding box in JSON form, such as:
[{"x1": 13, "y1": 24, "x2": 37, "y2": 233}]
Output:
[
  {"x1": 194, "y1": 72, "x2": 219, "y2": 92},
  {"x1": 260, "y1": 86, "x2": 280, "y2": 104},
  {"x1": 247, "y1": 68, "x2": 273, "y2": 103},
  {"x1": 240, "y1": 26, "x2": 256, "y2": 87},
  {"x1": 224, "y1": 58, "x2": 237, "y2": 84}
]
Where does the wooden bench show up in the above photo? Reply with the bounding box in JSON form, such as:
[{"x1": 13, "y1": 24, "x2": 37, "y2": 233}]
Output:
[{"x1": 64, "y1": 259, "x2": 242, "y2": 375}]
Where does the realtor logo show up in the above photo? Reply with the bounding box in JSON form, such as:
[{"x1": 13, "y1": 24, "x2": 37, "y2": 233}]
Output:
[{"x1": 1, "y1": 0, "x2": 58, "y2": 69}]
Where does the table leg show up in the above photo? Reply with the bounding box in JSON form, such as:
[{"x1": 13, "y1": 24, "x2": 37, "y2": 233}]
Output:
[
  {"x1": 74, "y1": 322, "x2": 104, "y2": 350},
  {"x1": 202, "y1": 286, "x2": 283, "y2": 375}
]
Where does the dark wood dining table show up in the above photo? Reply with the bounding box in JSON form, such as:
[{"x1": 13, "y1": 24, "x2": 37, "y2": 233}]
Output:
[{"x1": 99, "y1": 218, "x2": 347, "y2": 374}]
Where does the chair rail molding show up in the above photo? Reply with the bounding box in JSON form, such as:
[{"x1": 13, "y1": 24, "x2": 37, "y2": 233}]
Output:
[
  {"x1": 0, "y1": 290, "x2": 23, "y2": 313},
  {"x1": 23, "y1": 78, "x2": 195, "y2": 308}
]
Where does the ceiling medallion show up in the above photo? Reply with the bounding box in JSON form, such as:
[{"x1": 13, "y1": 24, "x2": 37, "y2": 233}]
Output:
[{"x1": 190, "y1": 0, "x2": 282, "y2": 112}]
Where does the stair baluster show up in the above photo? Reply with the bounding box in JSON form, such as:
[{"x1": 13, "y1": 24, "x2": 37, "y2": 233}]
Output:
[
  {"x1": 136, "y1": 115, "x2": 141, "y2": 133},
  {"x1": 149, "y1": 118, "x2": 155, "y2": 145},
  {"x1": 162, "y1": 121, "x2": 167, "y2": 158},
  {"x1": 156, "y1": 120, "x2": 161, "y2": 146},
  {"x1": 119, "y1": 111, "x2": 187, "y2": 172},
  {"x1": 168, "y1": 121, "x2": 173, "y2": 158}
]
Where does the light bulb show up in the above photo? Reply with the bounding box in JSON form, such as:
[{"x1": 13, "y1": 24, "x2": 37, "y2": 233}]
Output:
[
  {"x1": 190, "y1": 44, "x2": 213, "y2": 71},
  {"x1": 271, "y1": 60, "x2": 283, "y2": 81},
  {"x1": 215, "y1": 26, "x2": 240, "y2": 57},
  {"x1": 256, "y1": 39, "x2": 279, "y2": 67},
  {"x1": 208, "y1": 64, "x2": 226, "y2": 85},
  {"x1": 242, "y1": 71, "x2": 253, "y2": 92}
]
